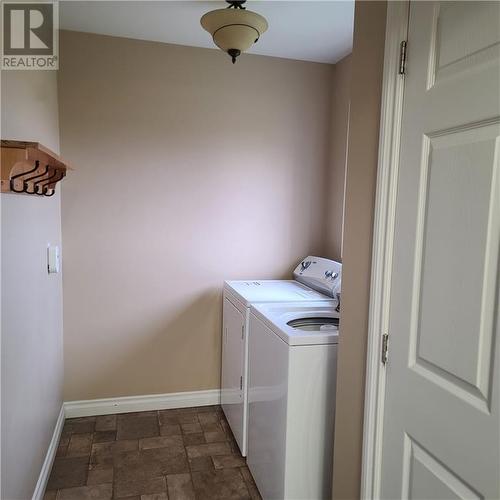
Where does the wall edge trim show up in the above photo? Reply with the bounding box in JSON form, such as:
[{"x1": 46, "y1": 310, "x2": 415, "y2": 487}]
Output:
[
  {"x1": 63, "y1": 389, "x2": 222, "y2": 418},
  {"x1": 32, "y1": 404, "x2": 65, "y2": 500},
  {"x1": 360, "y1": 2, "x2": 409, "y2": 499}
]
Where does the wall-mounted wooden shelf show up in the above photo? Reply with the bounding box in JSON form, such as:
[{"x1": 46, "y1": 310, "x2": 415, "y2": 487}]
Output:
[{"x1": 1, "y1": 140, "x2": 71, "y2": 197}]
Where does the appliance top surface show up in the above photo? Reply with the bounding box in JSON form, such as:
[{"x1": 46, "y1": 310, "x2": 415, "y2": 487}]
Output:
[
  {"x1": 224, "y1": 280, "x2": 331, "y2": 306},
  {"x1": 251, "y1": 301, "x2": 340, "y2": 346}
]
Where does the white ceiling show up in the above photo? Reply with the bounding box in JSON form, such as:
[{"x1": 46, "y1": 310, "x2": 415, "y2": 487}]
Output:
[{"x1": 60, "y1": 1, "x2": 354, "y2": 64}]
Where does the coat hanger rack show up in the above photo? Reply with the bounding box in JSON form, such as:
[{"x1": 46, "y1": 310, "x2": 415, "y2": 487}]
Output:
[{"x1": 1, "y1": 140, "x2": 71, "y2": 197}]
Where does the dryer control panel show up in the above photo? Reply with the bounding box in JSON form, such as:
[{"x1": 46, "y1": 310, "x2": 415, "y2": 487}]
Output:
[{"x1": 293, "y1": 256, "x2": 342, "y2": 301}]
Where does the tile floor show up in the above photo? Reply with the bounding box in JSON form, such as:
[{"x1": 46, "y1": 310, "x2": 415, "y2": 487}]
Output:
[{"x1": 45, "y1": 406, "x2": 261, "y2": 500}]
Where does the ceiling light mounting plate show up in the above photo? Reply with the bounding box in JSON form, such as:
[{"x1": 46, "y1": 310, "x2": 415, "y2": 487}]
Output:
[{"x1": 226, "y1": 1, "x2": 247, "y2": 9}]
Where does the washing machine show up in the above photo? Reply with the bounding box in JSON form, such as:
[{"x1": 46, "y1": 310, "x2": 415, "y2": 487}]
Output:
[
  {"x1": 248, "y1": 301, "x2": 339, "y2": 500},
  {"x1": 222, "y1": 256, "x2": 341, "y2": 457}
]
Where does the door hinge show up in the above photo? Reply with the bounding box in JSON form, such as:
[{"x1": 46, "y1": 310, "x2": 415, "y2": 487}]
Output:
[
  {"x1": 240, "y1": 376, "x2": 243, "y2": 390},
  {"x1": 398, "y1": 40, "x2": 407, "y2": 75},
  {"x1": 381, "y1": 333, "x2": 389, "y2": 365},
  {"x1": 241, "y1": 325, "x2": 244, "y2": 339}
]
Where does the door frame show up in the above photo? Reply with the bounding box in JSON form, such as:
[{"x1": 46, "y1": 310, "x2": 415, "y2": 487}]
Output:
[{"x1": 360, "y1": 2, "x2": 409, "y2": 498}]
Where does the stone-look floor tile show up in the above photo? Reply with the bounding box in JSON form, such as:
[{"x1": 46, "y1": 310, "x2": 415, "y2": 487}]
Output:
[
  {"x1": 56, "y1": 484, "x2": 113, "y2": 500},
  {"x1": 87, "y1": 467, "x2": 113, "y2": 485},
  {"x1": 59, "y1": 435, "x2": 70, "y2": 447},
  {"x1": 182, "y1": 433, "x2": 206, "y2": 446},
  {"x1": 172, "y1": 407, "x2": 198, "y2": 414},
  {"x1": 134, "y1": 411, "x2": 159, "y2": 417},
  {"x1": 220, "y1": 419, "x2": 236, "y2": 442},
  {"x1": 159, "y1": 409, "x2": 200, "y2": 424},
  {"x1": 93, "y1": 430, "x2": 117, "y2": 443},
  {"x1": 228, "y1": 439, "x2": 242, "y2": 455},
  {"x1": 95, "y1": 415, "x2": 117, "y2": 431},
  {"x1": 90, "y1": 440, "x2": 139, "y2": 470},
  {"x1": 176, "y1": 413, "x2": 199, "y2": 425},
  {"x1": 202, "y1": 405, "x2": 224, "y2": 414},
  {"x1": 204, "y1": 429, "x2": 227, "y2": 443},
  {"x1": 142, "y1": 447, "x2": 190, "y2": 475},
  {"x1": 189, "y1": 456, "x2": 215, "y2": 472},
  {"x1": 191, "y1": 469, "x2": 250, "y2": 499},
  {"x1": 197, "y1": 412, "x2": 219, "y2": 425},
  {"x1": 56, "y1": 442, "x2": 68, "y2": 458},
  {"x1": 92, "y1": 440, "x2": 139, "y2": 457},
  {"x1": 117, "y1": 413, "x2": 159, "y2": 440},
  {"x1": 48, "y1": 407, "x2": 260, "y2": 500},
  {"x1": 114, "y1": 476, "x2": 166, "y2": 498},
  {"x1": 239, "y1": 467, "x2": 262, "y2": 500},
  {"x1": 186, "y1": 442, "x2": 232, "y2": 459},
  {"x1": 67, "y1": 433, "x2": 93, "y2": 457},
  {"x1": 180, "y1": 422, "x2": 202, "y2": 434},
  {"x1": 160, "y1": 423, "x2": 181, "y2": 437},
  {"x1": 141, "y1": 493, "x2": 168, "y2": 500},
  {"x1": 114, "y1": 446, "x2": 188, "y2": 483},
  {"x1": 166, "y1": 473, "x2": 195, "y2": 500},
  {"x1": 244, "y1": 482, "x2": 262, "y2": 500},
  {"x1": 200, "y1": 421, "x2": 223, "y2": 433},
  {"x1": 63, "y1": 417, "x2": 96, "y2": 436},
  {"x1": 158, "y1": 410, "x2": 179, "y2": 426},
  {"x1": 213, "y1": 455, "x2": 247, "y2": 469},
  {"x1": 46, "y1": 456, "x2": 89, "y2": 490},
  {"x1": 140, "y1": 435, "x2": 184, "y2": 451},
  {"x1": 55, "y1": 435, "x2": 69, "y2": 459},
  {"x1": 113, "y1": 451, "x2": 156, "y2": 482}
]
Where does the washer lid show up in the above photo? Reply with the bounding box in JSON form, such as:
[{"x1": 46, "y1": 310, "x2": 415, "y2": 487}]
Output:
[
  {"x1": 224, "y1": 280, "x2": 330, "y2": 306},
  {"x1": 251, "y1": 301, "x2": 340, "y2": 346}
]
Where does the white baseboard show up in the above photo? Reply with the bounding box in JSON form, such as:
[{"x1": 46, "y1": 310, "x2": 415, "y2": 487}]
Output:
[
  {"x1": 32, "y1": 405, "x2": 65, "y2": 500},
  {"x1": 64, "y1": 389, "x2": 221, "y2": 418}
]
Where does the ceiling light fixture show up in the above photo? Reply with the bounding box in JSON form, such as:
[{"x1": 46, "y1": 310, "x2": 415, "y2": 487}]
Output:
[{"x1": 200, "y1": 0, "x2": 268, "y2": 64}]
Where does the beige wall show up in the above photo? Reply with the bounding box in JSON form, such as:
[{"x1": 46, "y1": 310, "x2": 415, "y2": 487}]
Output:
[
  {"x1": 1, "y1": 71, "x2": 63, "y2": 499},
  {"x1": 332, "y1": 2, "x2": 387, "y2": 499},
  {"x1": 58, "y1": 31, "x2": 334, "y2": 400},
  {"x1": 325, "y1": 55, "x2": 351, "y2": 261}
]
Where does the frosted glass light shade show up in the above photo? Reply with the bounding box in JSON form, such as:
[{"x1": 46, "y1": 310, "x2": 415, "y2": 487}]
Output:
[{"x1": 200, "y1": 8, "x2": 268, "y2": 63}]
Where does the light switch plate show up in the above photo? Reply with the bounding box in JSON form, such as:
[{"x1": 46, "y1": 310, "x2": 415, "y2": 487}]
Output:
[{"x1": 47, "y1": 245, "x2": 60, "y2": 274}]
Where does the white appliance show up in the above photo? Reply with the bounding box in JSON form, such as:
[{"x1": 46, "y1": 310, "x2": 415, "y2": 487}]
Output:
[
  {"x1": 247, "y1": 301, "x2": 339, "y2": 500},
  {"x1": 293, "y1": 255, "x2": 342, "y2": 301},
  {"x1": 222, "y1": 256, "x2": 341, "y2": 457}
]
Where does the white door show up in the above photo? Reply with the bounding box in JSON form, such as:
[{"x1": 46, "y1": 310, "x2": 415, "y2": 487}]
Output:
[
  {"x1": 221, "y1": 296, "x2": 245, "y2": 453},
  {"x1": 380, "y1": 2, "x2": 500, "y2": 499}
]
